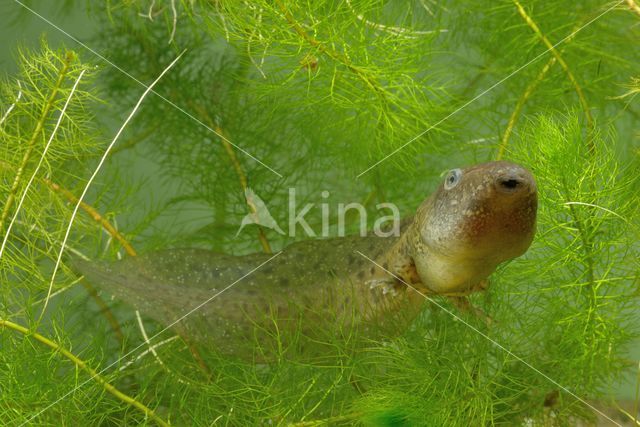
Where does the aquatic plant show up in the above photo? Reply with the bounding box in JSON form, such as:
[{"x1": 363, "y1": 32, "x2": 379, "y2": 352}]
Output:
[{"x1": 1, "y1": 1, "x2": 639, "y2": 425}]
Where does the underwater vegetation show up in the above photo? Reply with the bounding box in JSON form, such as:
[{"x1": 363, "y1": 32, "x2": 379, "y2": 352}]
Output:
[{"x1": 1, "y1": 0, "x2": 639, "y2": 425}]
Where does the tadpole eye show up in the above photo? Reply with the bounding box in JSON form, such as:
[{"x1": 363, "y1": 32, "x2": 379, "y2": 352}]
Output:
[{"x1": 444, "y1": 168, "x2": 463, "y2": 190}]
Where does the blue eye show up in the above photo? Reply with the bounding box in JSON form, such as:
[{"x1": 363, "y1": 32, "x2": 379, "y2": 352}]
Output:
[{"x1": 444, "y1": 168, "x2": 462, "y2": 190}]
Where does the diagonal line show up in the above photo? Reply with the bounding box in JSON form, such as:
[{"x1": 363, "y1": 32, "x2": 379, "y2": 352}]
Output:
[
  {"x1": 355, "y1": 250, "x2": 623, "y2": 427},
  {"x1": 36, "y1": 51, "x2": 186, "y2": 323},
  {"x1": 357, "y1": 0, "x2": 625, "y2": 178},
  {"x1": 0, "y1": 71, "x2": 85, "y2": 261},
  {"x1": 21, "y1": 251, "x2": 282, "y2": 426},
  {"x1": 12, "y1": 0, "x2": 283, "y2": 179},
  {"x1": 0, "y1": 80, "x2": 22, "y2": 127}
]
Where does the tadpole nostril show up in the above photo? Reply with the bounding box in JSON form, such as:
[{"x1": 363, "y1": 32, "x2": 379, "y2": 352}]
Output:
[{"x1": 500, "y1": 179, "x2": 520, "y2": 189}]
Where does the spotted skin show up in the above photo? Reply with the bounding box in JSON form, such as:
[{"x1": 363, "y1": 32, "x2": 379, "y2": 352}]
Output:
[{"x1": 75, "y1": 161, "x2": 537, "y2": 357}]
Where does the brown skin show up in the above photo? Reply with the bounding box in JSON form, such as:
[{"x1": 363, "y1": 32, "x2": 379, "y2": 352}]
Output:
[
  {"x1": 376, "y1": 161, "x2": 537, "y2": 294},
  {"x1": 75, "y1": 161, "x2": 537, "y2": 357}
]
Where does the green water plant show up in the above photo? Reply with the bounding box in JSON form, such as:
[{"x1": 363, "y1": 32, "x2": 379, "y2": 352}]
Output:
[{"x1": 1, "y1": 1, "x2": 639, "y2": 425}]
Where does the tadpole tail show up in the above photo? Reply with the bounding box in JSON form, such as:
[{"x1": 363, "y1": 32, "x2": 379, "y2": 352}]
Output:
[
  {"x1": 68, "y1": 252, "x2": 227, "y2": 330},
  {"x1": 70, "y1": 255, "x2": 155, "y2": 313}
]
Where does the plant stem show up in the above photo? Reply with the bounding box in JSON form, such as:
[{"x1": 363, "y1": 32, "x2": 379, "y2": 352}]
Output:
[
  {"x1": 564, "y1": 193, "x2": 596, "y2": 287},
  {"x1": 497, "y1": 56, "x2": 556, "y2": 160},
  {"x1": 191, "y1": 102, "x2": 273, "y2": 254},
  {"x1": 81, "y1": 281, "x2": 125, "y2": 342},
  {"x1": 513, "y1": 0, "x2": 595, "y2": 151},
  {"x1": 41, "y1": 178, "x2": 137, "y2": 257},
  {"x1": 274, "y1": 0, "x2": 388, "y2": 101},
  {"x1": 498, "y1": 21, "x2": 582, "y2": 159},
  {"x1": 287, "y1": 412, "x2": 361, "y2": 426},
  {"x1": 627, "y1": 0, "x2": 640, "y2": 17},
  {"x1": 0, "y1": 158, "x2": 126, "y2": 342},
  {"x1": 214, "y1": 124, "x2": 273, "y2": 255},
  {"x1": 0, "y1": 318, "x2": 170, "y2": 427},
  {"x1": 0, "y1": 52, "x2": 73, "y2": 231},
  {"x1": 45, "y1": 173, "x2": 212, "y2": 379}
]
